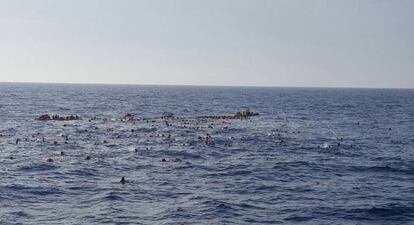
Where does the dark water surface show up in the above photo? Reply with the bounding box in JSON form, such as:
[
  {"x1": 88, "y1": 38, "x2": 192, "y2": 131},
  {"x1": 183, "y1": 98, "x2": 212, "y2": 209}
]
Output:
[{"x1": 0, "y1": 83, "x2": 413, "y2": 225}]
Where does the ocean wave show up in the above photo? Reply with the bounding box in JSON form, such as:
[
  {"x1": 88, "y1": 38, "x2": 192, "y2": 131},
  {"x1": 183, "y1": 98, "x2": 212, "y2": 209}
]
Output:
[
  {"x1": 346, "y1": 203, "x2": 414, "y2": 220},
  {"x1": 350, "y1": 165, "x2": 414, "y2": 175},
  {"x1": 18, "y1": 163, "x2": 58, "y2": 172}
]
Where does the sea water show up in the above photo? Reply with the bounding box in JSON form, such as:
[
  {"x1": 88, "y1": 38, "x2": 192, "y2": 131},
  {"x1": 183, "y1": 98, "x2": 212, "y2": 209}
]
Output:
[{"x1": 0, "y1": 83, "x2": 413, "y2": 224}]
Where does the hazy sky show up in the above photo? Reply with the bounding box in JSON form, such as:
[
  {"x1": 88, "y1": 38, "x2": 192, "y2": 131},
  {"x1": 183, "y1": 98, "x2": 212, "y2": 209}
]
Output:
[{"x1": 0, "y1": 0, "x2": 413, "y2": 88}]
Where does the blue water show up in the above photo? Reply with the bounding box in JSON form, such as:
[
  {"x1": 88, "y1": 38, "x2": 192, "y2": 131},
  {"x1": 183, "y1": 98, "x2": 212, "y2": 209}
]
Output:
[{"x1": 0, "y1": 83, "x2": 413, "y2": 225}]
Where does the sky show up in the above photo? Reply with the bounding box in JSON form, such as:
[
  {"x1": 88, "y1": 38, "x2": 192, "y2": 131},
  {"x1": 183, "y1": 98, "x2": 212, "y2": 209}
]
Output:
[{"x1": 0, "y1": 0, "x2": 413, "y2": 88}]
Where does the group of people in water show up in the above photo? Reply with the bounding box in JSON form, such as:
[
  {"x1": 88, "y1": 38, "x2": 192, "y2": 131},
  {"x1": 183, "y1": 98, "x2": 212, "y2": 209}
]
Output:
[
  {"x1": 7, "y1": 110, "x2": 260, "y2": 184},
  {"x1": 37, "y1": 114, "x2": 81, "y2": 121}
]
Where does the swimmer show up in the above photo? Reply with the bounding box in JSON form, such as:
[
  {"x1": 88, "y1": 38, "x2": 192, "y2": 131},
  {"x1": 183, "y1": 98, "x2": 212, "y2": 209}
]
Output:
[
  {"x1": 85, "y1": 155, "x2": 91, "y2": 160},
  {"x1": 120, "y1": 177, "x2": 126, "y2": 184},
  {"x1": 16, "y1": 138, "x2": 21, "y2": 145},
  {"x1": 47, "y1": 157, "x2": 54, "y2": 162}
]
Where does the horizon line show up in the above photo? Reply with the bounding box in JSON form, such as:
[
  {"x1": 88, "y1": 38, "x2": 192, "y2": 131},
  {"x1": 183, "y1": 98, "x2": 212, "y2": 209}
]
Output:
[{"x1": 0, "y1": 80, "x2": 413, "y2": 90}]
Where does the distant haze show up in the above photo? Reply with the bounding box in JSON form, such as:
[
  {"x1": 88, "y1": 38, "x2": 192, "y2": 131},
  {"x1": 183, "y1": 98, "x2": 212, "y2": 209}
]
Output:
[{"x1": 0, "y1": 0, "x2": 413, "y2": 88}]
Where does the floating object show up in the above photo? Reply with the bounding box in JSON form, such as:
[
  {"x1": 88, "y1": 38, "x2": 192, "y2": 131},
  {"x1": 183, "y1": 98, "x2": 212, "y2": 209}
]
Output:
[
  {"x1": 122, "y1": 113, "x2": 136, "y2": 121},
  {"x1": 161, "y1": 157, "x2": 181, "y2": 162},
  {"x1": 321, "y1": 143, "x2": 330, "y2": 149},
  {"x1": 129, "y1": 147, "x2": 138, "y2": 153}
]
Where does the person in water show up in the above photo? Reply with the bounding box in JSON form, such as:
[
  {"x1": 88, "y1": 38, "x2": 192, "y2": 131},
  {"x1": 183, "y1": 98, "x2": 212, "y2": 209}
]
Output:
[{"x1": 120, "y1": 177, "x2": 126, "y2": 184}]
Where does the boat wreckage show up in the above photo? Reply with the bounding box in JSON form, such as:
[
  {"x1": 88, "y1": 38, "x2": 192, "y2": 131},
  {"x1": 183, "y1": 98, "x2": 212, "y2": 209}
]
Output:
[{"x1": 197, "y1": 109, "x2": 259, "y2": 120}]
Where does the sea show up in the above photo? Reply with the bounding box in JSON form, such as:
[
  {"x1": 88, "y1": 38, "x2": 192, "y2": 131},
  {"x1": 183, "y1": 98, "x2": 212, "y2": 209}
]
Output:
[{"x1": 0, "y1": 83, "x2": 413, "y2": 225}]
